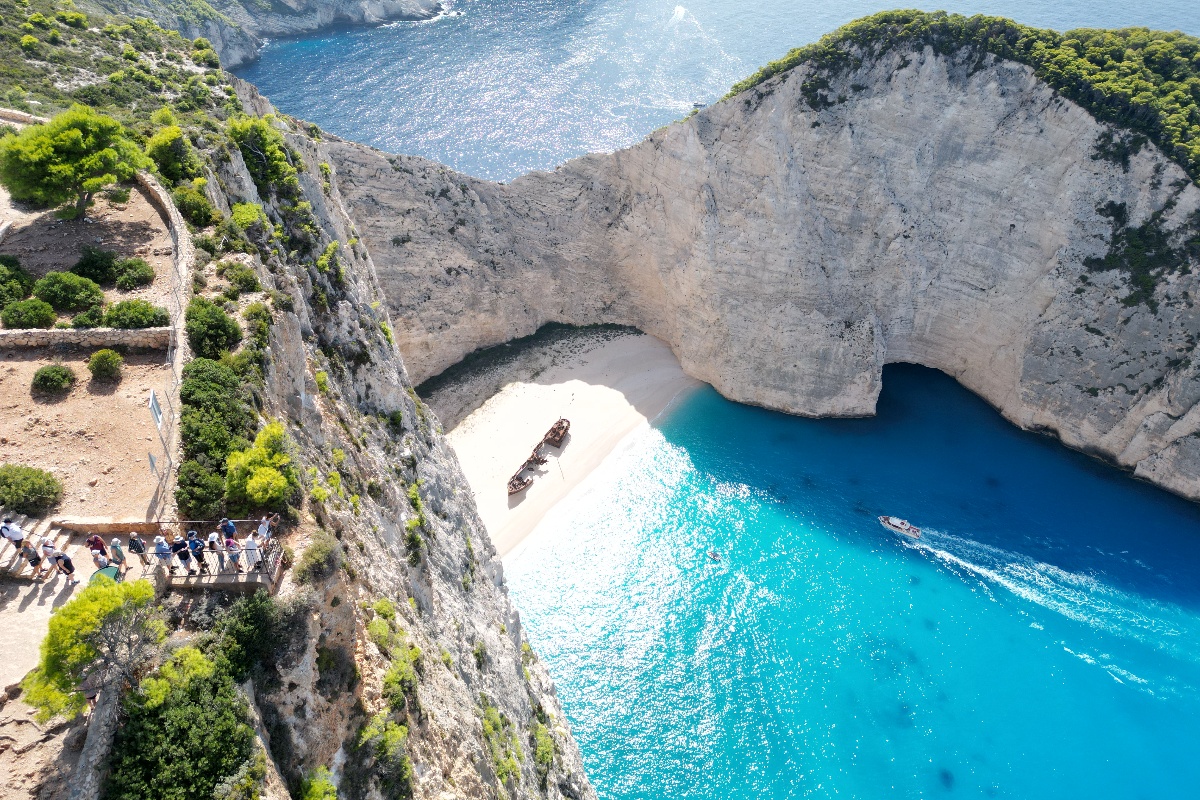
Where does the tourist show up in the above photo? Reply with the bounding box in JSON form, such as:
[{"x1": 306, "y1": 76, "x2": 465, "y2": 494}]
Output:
[
  {"x1": 225, "y1": 534, "x2": 242, "y2": 572},
  {"x1": 91, "y1": 549, "x2": 109, "y2": 570},
  {"x1": 53, "y1": 550, "x2": 78, "y2": 585},
  {"x1": 19, "y1": 540, "x2": 42, "y2": 579},
  {"x1": 187, "y1": 531, "x2": 208, "y2": 574},
  {"x1": 257, "y1": 514, "x2": 279, "y2": 544},
  {"x1": 84, "y1": 534, "x2": 108, "y2": 558},
  {"x1": 109, "y1": 538, "x2": 127, "y2": 575},
  {"x1": 219, "y1": 518, "x2": 237, "y2": 537},
  {"x1": 243, "y1": 531, "x2": 261, "y2": 572},
  {"x1": 34, "y1": 538, "x2": 56, "y2": 580},
  {"x1": 170, "y1": 534, "x2": 195, "y2": 575},
  {"x1": 1, "y1": 517, "x2": 25, "y2": 552},
  {"x1": 127, "y1": 532, "x2": 149, "y2": 567},
  {"x1": 153, "y1": 535, "x2": 172, "y2": 570},
  {"x1": 206, "y1": 532, "x2": 225, "y2": 573}
]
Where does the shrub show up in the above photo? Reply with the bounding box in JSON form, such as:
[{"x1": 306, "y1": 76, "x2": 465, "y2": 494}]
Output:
[
  {"x1": 186, "y1": 297, "x2": 241, "y2": 358},
  {"x1": 145, "y1": 124, "x2": 200, "y2": 184},
  {"x1": 31, "y1": 364, "x2": 75, "y2": 394},
  {"x1": 71, "y1": 305, "x2": 104, "y2": 329},
  {"x1": 175, "y1": 460, "x2": 225, "y2": 519},
  {"x1": 115, "y1": 258, "x2": 155, "y2": 290},
  {"x1": 358, "y1": 714, "x2": 414, "y2": 793},
  {"x1": 300, "y1": 767, "x2": 337, "y2": 800},
  {"x1": 371, "y1": 598, "x2": 396, "y2": 620},
  {"x1": 0, "y1": 254, "x2": 33, "y2": 310},
  {"x1": 33, "y1": 271, "x2": 103, "y2": 313},
  {"x1": 172, "y1": 183, "x2": 219, "y2": 228},
  {"x1": 104, "y1": 300, "x2": 168, "y2": 328},
  {"x1": 106, "y1": 648, "x2": 256, "y2": 800},
  {"x1": 1, "y1": 297, "x2": 55, "y2": 328},
  {"x1": 224, "y1": 422, "x2": 298, "y2": 513},
  {"x1": 222, "y1": 262, "x2": 260, "y2": 294},
  {"x1": 0, "y1": 464, "x2": 63, "y2": 514},
  {"x1": 295, "y1": 530, "x2": 341, "y2": 584},
  {"x1": 72, "y1": 245, "x2": 119, "y2": 284},
  {"x1": 533, "y1": 722, "x2": 555, "y2": 785},
  {"x1": 87, "y1": 349, "x2": 124, "y2": 381},
  {"x1": 230, "y1": 202, "x2": 266, "y2": 232}
]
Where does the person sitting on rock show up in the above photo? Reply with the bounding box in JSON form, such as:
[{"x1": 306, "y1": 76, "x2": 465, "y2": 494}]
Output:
[
  {"x1": 153, "y1": 535, "x2": 172, "y2": 570},
  {"x1": 2, "y1": 517, "x2": 25, "y2": 552},
  {"x1": 84, "y1": 534, "x2": 108, "y2": 558},
  {"x1": 127, "y1": 532, "x2": 148, "y2": 567},
  {"x1": 170, "y1": 534, "x2": 195, "y2": 575},
  {"x1": 109, "y1": 538, "x2": 127, "y2": 575}
]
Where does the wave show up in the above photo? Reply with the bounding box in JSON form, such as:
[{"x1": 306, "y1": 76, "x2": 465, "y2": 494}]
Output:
[{"x1": 901, "y1": 528, "x2": 1200, "y2": 680}]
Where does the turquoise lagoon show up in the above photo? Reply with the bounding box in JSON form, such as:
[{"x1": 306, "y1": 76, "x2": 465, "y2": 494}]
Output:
[
  {"x1": 507, "y1": 366, "x2": 1200, "y2": 798},
  {"x1": 238, "y1": 2, "x2": 1200, "y2": 795}
]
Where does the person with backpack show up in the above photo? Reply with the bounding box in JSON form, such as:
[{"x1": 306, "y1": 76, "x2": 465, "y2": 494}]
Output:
[
  {"x1": 127, "y1": 532, "x2": 148, "y2": 567},
  {"x1": 225, "y1": 534, "x2": 242, "y2": 573},
  {"x1": 207, "y1": 532, "x2": 225, "y2": 573},
  {"x1": 2, "y1": 517, "x2": 25, "y2": 552},
  {"x1": 84, "y1": 534, "x2": 108, "y2": 558},
  {"x1": 109, "y1": 538, "x2": 127, "y2": 576},
  {"x1": 170, "y1": 534, "x2": 195, "y2": 575},
  {"x1": 187, "y1": 531, "x2": 208, "y2": 574}
]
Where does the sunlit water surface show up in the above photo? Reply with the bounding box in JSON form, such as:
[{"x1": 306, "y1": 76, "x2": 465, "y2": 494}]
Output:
[
  {"x1": 507, "y1": 366, "x2": 1200, "y2": 799},
  {"x1": 236, "y1": 0, "x2": 1200, "y2": 180},
  {"x1": 239, "y1": 2, "x2": 1200, "y2": 796}
]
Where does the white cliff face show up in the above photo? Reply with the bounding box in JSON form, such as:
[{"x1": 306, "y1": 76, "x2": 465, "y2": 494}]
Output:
[{"x1": 329, "y1": 45, "x2": 1200, "y2": 501}]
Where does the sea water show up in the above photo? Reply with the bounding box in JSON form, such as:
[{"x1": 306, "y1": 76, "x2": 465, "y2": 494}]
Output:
[
  {"x1": 238, "y1": 2, "x2": 1200, "y2": 795},
  {"x1": 507, "y1": 365, "x2": 1200, "y2": 798},
  {"x1": 236, "y1": 0, "x2": 1199, "y2": 180}
]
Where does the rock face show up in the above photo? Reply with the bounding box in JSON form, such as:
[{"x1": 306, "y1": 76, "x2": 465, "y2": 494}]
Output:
[
  {"x1": 328, "y1": 44, "x2": 1200, "y2": 501},
  {"x1": 100, "y1": 0, "x2": 441, "y2": 68},
  {"x1": 188, "y1": 80, "x2": 597, "y2": 800}
]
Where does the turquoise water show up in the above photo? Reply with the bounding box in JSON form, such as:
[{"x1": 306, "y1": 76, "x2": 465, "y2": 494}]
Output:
[
  {"x1": 236, "y1": 0, "x2": 1199, "y2": 180},
  {"x1": 507, "y1": 365, "x2": 1200, "y2": 798}
]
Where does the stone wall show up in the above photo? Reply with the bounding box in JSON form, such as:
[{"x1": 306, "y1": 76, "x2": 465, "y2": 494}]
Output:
[{"x1": 0, "y1": 326, "x2": 173, "y2": 349}]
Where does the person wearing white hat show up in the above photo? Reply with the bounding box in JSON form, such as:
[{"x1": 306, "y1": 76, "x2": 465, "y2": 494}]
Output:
[
  {"x1": 109, "y1": 538, "x2": 127, "y2": 576},
  {"x1": 206, "y1": 531, "x2": 225, "y2": 573},
  {"x1": 153, "y1": 535, "x2": 172, "y2": 570}
]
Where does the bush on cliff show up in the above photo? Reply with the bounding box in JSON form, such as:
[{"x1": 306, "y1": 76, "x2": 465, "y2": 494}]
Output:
[
  {"x1": 34, "y1": 271, "x2": 103, "y2": 313},
  {"x1": 1, "y1": 297, "x2": 56, "y2": 328},
  {"x1": 0, "y1": 255, "x2": 34, "y2": 311},
  {"x1": 185, "y1": 296, "x2": 241, "y2": 358},
  {"x1": 0, "y1": 463, "x2": 63, "y2": 514},
  {"x1": 145, "y1": 124, "x2": 200, "y2": 184},
  {"x1": 224, "y1": 421, "x2": 299, "y2": 512},
  {"x1": 172, "y1": 182, "x2": 220, "y2": 228},
  {"x1": 32, "y1": 364, "x2": 76, "y2": 394},
  {"x1": 103, "y1": 299, "x2": 169, "y2": 328}
]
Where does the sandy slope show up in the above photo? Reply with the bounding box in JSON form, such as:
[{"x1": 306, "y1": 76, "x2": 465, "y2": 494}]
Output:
[{"x1": 446, "y1": 334, "x2": 698, "y2": 557}]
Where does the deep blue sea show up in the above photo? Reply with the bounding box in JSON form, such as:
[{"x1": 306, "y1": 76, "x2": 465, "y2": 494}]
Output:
[
  {"x1": 238, "y1": 3, "x2": 1200, "y2": 797},
  {"x1": 236, "y1": 0, "x2": 1199, "y2": 180},
  {"x1": 508, "y1": 366, "x2": 1200, "y2": 798}
]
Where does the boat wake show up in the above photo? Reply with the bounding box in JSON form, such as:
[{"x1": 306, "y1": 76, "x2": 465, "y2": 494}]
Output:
[{"x1": 898, "y1": 528, "x2": 1200, "y2": 684}]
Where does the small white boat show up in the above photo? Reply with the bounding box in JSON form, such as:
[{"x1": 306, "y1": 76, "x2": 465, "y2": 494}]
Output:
[{"x1": 879, "y1": 516, "x2": 921, "y2": 539}]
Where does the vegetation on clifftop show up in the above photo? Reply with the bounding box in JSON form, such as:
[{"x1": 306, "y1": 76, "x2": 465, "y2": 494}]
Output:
[{"x1": 727, "y1": 10, "x2": 1200, "y2": 183}]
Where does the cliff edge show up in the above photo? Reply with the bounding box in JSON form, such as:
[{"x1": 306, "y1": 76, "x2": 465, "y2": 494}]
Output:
[{"x1": 328, "y1": 16, "x2": 1200, "y2": 501}]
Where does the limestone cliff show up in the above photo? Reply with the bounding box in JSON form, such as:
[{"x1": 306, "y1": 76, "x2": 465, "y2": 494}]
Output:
[
  {"x1": 86, "y1": 0, "x2": 440, "y2": 68},
  {"x1": 326, "y1": 44, "x2": 1200, "y2": 501},
  {"x1": 187, "y1": 79, "x2": 596, "y2": 800}
]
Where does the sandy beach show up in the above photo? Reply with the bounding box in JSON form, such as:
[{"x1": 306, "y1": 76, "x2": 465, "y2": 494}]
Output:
[{"x1": 446, "y1": 333, "x2": 699, "y2": 558}]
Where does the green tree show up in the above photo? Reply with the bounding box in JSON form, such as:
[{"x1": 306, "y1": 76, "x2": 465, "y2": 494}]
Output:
[
  {"x1": 0, "y1": 106, "x2": 149, "y2": 217},
  {"x1": 21, "y1": 578, "x2": 165, "y2": 800},
  {"x1": 145, "y1": 124, "x2": 200, "y2": 184}
]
